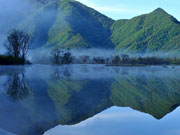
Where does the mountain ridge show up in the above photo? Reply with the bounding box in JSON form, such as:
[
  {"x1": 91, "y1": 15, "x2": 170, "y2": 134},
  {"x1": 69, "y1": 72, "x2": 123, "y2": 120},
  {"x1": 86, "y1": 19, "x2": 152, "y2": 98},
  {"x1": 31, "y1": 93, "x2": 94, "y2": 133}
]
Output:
[
  {"x1": 17, "y1": 0, "x2": 180, "y2": 53},
  {"x1": 20, "y1": 0, "x2": 114, "y2": 49},
  {"x1": 111, "y1": 7, "x2": 180, "y2": 53}
]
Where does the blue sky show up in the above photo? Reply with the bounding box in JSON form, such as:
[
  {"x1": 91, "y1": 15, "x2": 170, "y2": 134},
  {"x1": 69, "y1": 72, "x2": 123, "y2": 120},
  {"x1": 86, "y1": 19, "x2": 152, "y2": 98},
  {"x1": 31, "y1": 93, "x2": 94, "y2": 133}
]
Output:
[{"x1": 76, "y1": 0, "x2": 180, "y2": 20}]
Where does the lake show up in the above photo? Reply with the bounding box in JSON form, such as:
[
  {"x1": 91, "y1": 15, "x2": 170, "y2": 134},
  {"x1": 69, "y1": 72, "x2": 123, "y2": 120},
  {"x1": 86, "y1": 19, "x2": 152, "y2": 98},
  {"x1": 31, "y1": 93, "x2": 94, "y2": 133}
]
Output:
[{"x1": 0, "y1": 64, "x2": 180, "y2": 135}]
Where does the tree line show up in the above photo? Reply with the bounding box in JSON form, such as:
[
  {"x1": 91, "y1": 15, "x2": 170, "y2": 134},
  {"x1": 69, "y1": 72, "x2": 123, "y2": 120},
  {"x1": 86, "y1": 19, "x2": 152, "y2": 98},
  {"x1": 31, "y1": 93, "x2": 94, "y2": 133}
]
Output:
[
  {"x1": 1, "y1": 29, "x2": 180, "y2": 66},
  {"x1": 50, "y1": 49, "x2": 180, "y2": 66}
]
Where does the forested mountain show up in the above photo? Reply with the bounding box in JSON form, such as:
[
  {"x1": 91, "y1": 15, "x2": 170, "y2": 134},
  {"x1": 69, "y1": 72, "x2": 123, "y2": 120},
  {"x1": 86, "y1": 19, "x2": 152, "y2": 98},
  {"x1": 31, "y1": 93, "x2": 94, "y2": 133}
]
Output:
[
  {"x1": 111, "y1": 8, "x2": 180, "y2": 53},
  {"x1": 20, "y1": 0, "x2": 114, "y2": 49},
  {"x1": 17, "y1": 0, "x2": 180, "y2": 53}
]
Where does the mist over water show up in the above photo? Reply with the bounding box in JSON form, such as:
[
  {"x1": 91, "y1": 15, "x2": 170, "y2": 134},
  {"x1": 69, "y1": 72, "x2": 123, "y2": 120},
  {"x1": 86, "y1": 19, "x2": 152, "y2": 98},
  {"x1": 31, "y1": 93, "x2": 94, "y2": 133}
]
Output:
[
  {"x1": 0, "y1": 64, "x2": 179, "y2": 80},
  {"x1": 71, "y1": 49, "x2": 180, "y2": 58},
  {"x1": 26, "y1": 48, "x2": 180, "y2": 64},
  {"x1": 0, "y1": 0, "x2": 59, "y2": 51}
]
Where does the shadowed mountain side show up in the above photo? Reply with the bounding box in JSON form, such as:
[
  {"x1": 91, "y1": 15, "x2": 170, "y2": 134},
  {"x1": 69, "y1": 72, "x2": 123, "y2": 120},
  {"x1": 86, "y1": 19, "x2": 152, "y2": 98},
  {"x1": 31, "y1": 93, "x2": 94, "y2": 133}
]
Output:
[{"x1": 20, "y1": 0, "x2": 114, "y2": 49}]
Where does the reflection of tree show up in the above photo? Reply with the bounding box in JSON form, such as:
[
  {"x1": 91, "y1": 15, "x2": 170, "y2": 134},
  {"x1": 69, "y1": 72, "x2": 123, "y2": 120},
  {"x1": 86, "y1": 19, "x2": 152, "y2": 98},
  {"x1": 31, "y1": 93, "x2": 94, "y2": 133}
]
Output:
[
  {"x1": 51, "y1": 67, "x2": 62, "y2": 80},
  {"x1": 5, "y1": 72, "x2": 31, "y2": 101},
  {"x1": 51, "y1": 66, "x2": 72, "y2": 80},
  {"x1": 63, "y1": 68, "x2": 71, "y2": 79}
]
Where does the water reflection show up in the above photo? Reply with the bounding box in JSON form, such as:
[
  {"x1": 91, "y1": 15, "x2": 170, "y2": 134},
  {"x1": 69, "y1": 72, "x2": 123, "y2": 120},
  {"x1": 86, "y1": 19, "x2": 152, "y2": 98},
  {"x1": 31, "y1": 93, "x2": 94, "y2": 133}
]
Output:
[
  {"x1": 5, "y1": 71, "x2": 31, "y2": 101},
  {"x1": 45, "y1": 107, "x2": 180, "y2": 135},
  {"x1": 0, "y1": 65, "x2": 180, "y2": 135},
  {"x1": 50, "y1": 66, "x2": 72, "y2": 80}
]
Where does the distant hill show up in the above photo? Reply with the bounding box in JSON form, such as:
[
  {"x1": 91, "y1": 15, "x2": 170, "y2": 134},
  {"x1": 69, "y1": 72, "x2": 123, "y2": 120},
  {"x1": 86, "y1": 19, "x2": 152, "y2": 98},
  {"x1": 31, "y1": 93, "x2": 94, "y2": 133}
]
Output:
[
  {"x1": 111, "y1": 8, "x2": 180, "y2": 53},
  {"x1": 18, "y1": 0, "x2": 180, "y2": 53}
]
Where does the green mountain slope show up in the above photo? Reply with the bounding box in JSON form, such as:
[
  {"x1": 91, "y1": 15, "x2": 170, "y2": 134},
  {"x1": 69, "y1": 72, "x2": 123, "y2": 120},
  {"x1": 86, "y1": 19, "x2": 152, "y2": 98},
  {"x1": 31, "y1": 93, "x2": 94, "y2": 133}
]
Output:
[
  {"x1": 111, "y1": 8, "x2": 180, "y2": 53},
  {"x1": 18, "y1": 1, "x2": 180, "y2": 52},
  {"x1": 20, "y1": 0, "x2": 114, "y2": 49}
]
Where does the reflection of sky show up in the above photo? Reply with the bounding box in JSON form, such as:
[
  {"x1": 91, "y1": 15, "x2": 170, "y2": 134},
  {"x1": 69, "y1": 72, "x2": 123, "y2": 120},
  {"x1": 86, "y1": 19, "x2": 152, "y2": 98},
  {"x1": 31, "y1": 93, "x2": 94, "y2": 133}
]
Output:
[
  {"x1": 0, "y1": 129, "x2": 15, "y2": 135},
  {"x1": 23, "y1": 64, "x2": 180, "y2": 80},
  {"x1": 44, "y1": 107, "x2": 180, "y2": 135},
  {"x1": 1, "y1": 63, "x2": 180, "y2": 81}
]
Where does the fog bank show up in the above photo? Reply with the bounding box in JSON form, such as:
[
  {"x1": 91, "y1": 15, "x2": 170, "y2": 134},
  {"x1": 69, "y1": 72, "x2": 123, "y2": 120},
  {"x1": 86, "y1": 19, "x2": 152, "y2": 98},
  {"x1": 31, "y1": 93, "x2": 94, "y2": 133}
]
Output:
[
  {"x1": 0, "y1": 0, "x2": 31, "y2": 50},
  {"x1": 27, "y1": 48, "x2": 180, "y2": 64}
]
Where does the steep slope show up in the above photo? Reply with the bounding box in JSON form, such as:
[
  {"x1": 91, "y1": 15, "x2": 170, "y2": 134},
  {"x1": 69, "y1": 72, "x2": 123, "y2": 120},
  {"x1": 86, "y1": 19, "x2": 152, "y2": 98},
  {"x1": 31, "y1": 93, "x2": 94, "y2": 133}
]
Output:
[
  {"x1": 17, "y1": 1, "x2": 180, "y2": 52},
  {"x1": 111, "y1": 8, "x2": 180, "y2": 53},
  {"x1": 20, "y1": 0, "x2": 114, "y2": 49}
]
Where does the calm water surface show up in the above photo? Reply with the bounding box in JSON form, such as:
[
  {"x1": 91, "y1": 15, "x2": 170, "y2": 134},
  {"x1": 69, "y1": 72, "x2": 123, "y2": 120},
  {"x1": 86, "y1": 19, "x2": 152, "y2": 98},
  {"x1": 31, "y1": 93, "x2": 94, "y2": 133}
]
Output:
[{"x1": 0, "y1": 64, "x2": 180, "y2": 135}]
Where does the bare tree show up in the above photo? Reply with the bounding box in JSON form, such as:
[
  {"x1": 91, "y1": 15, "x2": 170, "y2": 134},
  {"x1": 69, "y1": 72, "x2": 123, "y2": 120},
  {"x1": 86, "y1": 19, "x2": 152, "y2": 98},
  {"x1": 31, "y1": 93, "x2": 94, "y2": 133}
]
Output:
[
  {"x1": 80, "y1": 55, "x2": 90, "y2": 64},
  {"x1": 4, "y1": 29, "x2": 31, "y2": 61},
  {"x1": 20, "y1": 32, "x2": 31, "y2": 60},
  {"x1": 50, "y1": 48, "x2": 73, "y2": 65},
  {"x1": 50, "y1": 49, "x2": 63, "y2": 65},
  {"x1": 121, "y1": 54, "x2": 129, "y2": 63},
  {"x1": 112, "y1": 55, "x2": 121, "y2": 64},
  {"x1": 62, "y1": 48, "x2": 73, "y2": 64}
]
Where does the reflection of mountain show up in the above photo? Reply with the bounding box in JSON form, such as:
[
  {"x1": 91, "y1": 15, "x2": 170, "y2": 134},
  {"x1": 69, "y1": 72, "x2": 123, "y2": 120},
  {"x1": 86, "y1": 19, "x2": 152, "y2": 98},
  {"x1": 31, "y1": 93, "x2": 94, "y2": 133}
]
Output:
[
  {"x1": 110, "y1": 73, "x2": 180, "y2": 119},
  {"x1": 47, "y1": 79, "x2": 112, "y2": 125},
  {"x1": 0, "y1": 65, "x2": 180, "y2": 135}
]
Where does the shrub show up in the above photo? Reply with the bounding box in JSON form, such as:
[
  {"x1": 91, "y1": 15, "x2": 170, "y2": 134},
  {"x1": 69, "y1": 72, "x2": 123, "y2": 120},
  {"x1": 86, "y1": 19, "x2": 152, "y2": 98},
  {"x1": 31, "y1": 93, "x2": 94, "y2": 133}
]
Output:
[{"x1": 0, "y1": 55, "x2": 25, "y2": 65}]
